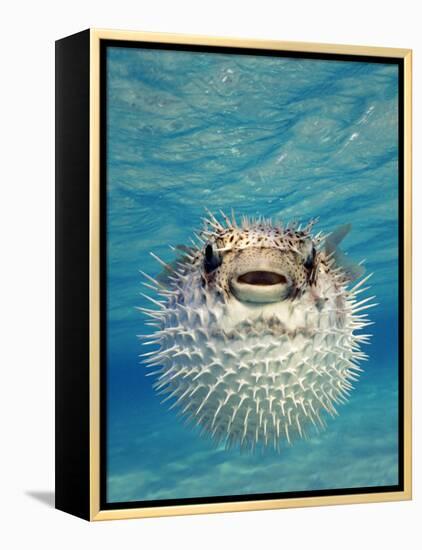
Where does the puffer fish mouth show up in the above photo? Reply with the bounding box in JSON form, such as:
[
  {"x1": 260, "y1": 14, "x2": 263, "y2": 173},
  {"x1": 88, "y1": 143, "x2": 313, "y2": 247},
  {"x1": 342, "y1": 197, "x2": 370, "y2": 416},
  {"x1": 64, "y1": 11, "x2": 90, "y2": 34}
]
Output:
[
  {"x1": 236, "y1": 271, "x2": 287, "y2": 286},
  {"x1": 230, "y1": 269, "x2": 291, "y2": 304}
]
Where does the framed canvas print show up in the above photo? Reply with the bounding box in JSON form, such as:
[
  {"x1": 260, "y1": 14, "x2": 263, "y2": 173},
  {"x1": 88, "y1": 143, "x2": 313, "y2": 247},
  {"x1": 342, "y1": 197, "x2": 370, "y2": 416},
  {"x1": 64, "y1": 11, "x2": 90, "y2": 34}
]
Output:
[{"x1": 55, "y1": 29, "x2": 412, "y2": 521}]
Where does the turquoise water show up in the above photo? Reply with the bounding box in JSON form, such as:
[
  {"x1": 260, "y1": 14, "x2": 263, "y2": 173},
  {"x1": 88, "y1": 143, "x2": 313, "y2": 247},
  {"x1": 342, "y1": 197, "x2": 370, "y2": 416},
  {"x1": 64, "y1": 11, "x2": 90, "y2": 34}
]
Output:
[{"x1": 106, "y1": 46, "x2": 400, "y2": 503}]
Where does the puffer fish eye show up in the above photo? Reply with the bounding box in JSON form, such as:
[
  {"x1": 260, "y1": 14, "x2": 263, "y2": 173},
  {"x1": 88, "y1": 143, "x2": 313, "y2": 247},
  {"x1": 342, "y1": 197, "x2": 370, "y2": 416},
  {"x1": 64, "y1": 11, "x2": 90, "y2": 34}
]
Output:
[
  {"x1": 304, "y1": 245, "x2": 316, "y2": 270},
  {"x1": 204, "y1": 244, "x2": 221, "y2": 273}
]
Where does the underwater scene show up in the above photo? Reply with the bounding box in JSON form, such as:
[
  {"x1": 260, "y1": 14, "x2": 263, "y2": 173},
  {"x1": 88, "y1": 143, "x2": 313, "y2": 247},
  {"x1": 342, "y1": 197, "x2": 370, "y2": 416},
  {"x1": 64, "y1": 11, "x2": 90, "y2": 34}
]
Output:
[{"x1": 105, "y1": 46, "x2": 400, "y2": 503}]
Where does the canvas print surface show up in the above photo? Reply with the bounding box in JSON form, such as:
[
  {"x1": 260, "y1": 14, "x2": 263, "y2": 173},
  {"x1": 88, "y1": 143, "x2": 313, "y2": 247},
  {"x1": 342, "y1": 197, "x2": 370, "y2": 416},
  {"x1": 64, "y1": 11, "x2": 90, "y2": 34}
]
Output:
[{"x1": 104, "y1": 45, "x2": 400, "y2": 504}]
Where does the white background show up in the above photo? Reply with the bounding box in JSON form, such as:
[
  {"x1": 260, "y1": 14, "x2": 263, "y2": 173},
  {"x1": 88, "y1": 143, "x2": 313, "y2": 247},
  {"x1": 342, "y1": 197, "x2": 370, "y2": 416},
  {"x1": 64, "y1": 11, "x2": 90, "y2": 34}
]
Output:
[{"x1": 0, "y1": 0, "x2": 419, "y2": 548}]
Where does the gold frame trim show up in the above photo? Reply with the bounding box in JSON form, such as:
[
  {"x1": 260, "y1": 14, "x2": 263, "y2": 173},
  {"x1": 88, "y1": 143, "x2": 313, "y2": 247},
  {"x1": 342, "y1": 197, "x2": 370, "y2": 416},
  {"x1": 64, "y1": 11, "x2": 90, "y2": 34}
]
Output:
[{"x1": 88, "y1": 28, "x2": 412, "y2": 521}]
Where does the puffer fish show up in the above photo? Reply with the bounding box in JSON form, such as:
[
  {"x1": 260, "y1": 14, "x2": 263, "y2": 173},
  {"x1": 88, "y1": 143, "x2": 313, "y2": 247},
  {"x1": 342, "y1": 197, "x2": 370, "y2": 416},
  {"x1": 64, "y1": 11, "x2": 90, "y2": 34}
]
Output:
[{"x1": 138, "y1": 211, "x2": 375, "y2": 452}]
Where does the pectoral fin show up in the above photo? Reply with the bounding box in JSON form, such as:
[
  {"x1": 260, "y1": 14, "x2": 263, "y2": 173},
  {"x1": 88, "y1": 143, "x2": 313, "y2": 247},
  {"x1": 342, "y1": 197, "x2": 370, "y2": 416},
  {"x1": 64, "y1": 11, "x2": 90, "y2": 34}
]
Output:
[
  {"x1": 156, "y1": 245, "x2": 196, "y2": 285},
  {"x1": 325, "y1": 224, "x2": 365, "y2": 282}
]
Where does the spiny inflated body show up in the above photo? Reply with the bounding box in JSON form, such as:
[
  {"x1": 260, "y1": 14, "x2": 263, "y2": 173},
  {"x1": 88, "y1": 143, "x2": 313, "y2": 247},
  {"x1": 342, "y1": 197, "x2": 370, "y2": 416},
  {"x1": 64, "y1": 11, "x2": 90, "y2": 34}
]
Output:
[{"x1": 139, "y1": 211, "x2": 375, "y2": 452}]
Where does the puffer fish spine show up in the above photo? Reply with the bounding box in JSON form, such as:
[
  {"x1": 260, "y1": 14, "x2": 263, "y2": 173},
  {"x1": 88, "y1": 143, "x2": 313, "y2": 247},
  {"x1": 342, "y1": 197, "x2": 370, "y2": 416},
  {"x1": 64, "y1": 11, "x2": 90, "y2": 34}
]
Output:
[{"x1": 138, "y1": 212, "x2": 376, "y2": 452}]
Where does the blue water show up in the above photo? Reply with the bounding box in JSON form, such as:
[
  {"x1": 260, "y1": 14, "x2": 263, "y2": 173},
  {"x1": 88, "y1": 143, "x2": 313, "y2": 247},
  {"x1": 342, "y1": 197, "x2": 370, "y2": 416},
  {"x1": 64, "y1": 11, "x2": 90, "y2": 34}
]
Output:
[{"x1": 106, "y1": 47, "x2": 399, "y2": 503}]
